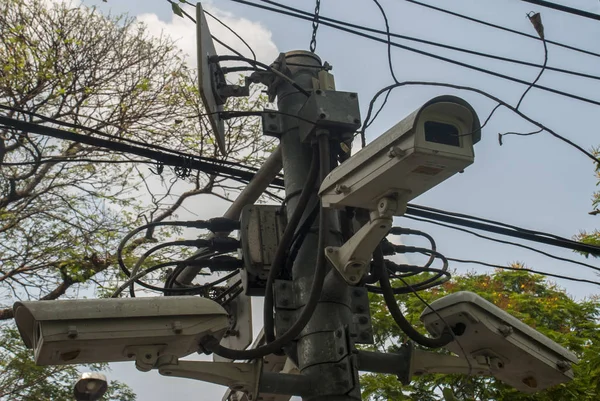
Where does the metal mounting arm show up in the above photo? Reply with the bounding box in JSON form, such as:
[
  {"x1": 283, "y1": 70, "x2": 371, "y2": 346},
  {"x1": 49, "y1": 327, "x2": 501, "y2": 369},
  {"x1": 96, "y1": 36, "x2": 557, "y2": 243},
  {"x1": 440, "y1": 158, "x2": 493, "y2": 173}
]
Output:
[{"x1": 325, "y1": 197, "x2": 402, "y2": 284}]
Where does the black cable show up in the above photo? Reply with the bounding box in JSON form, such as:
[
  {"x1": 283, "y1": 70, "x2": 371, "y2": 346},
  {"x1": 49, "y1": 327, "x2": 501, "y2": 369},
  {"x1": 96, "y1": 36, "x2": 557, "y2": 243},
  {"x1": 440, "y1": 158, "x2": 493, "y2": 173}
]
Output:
[
  {"x1": 403, "y1": 0, "x2": 600, "y2": 59},
  {"x1": 516, "y1": 15, "x2": 548, "y2": 110},
  {"x1": 203, "y1": 135, "x2": 331, "y2": 360},
  {"x1": 378, "y1": 259, "x2": 453, "y2": 348},
  {"x1": 213, "y1": 279, "x2": 243, "y2": 304},
  {"x1": 388, "y1": 227, "x2": 437, "y2": 268},
  {"x1": 230, "y1": 0, "x2": 600, "y2": 107},
  {"x1": 264, "y1": 146, "x2": 319, "y2": 344},
  {"x1": 111, "y1": 260, "x2": 240, "y2": 297},
  {"x1": 393, "y1": 274, "x2": 473, "y2": 374},
  {"x1": 203, "y1": 9, "x2": 257, "y2": 61},
  {"x1": 403, "y1": 207, "x2": 600, "y2": 256},
  {"x1": 285, "y1": 202, "x2": 320, "y2": 274},
  {"x1": 408, "y1": 203, "x2": 572, "y2": 243},
  {"x1": 519, "y1": 0, "x2": 600, "y2": 22},
  {"x1": 0, "y1": 105, "x2": 260, "y2": 172},
  {"x1": 359, "y1": 81, "x2": 600, "y2": 164},
  {"x1": 447, "y1": 257, "x2": 600, "y2": 287},
  {"x1": 256, "y1": 0, "x2": 600, "y2": 83},
  {"x1": 372, "y1": 0, "x2": 398, "y2": 85},
  {"x1": 221, "y1": 286, "x2": 244, "y2": 306},
  {"x1": 214, "y1": 55, "x2": 311, "y2": 97},
  {"x1": 179, "y1": 0, "x2": 257, "y2": 61},
  {"x1": 403, "y1": 215, "x2": 600, "y2": 274},
  {"x1": 0, "y1": 115, "x2": 286, "y2": 189}
]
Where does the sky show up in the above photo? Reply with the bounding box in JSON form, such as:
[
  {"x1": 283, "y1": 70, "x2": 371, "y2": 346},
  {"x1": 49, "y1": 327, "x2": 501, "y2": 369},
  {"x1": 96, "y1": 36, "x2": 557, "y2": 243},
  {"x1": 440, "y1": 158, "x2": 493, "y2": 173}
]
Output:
[{"x1": 47, "y1": 0, "x2": 600, "y2": 399}]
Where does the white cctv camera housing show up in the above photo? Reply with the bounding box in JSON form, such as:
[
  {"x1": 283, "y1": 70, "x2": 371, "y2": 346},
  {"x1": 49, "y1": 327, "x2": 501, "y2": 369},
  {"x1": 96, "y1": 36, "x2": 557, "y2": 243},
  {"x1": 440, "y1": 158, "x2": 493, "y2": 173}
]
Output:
[
  {"x1": 74, "y1": 372, "x2": 108, "y2": 401},
  {"x1": 14, "y1": 296, "x2": 229, "y2": 367},
  {"x1": 420, "y1": 291, "x2": 578, "y2": 393},
  {"x1": 319, "y1": 95, "x2": 481, "y2": 213}
]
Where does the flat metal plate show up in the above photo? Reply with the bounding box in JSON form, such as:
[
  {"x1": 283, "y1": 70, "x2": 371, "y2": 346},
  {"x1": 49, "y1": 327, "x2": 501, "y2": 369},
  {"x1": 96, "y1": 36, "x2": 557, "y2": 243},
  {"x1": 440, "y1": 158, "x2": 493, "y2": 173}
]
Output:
[
  {"x1": 214, "y1": 272, "x2": 253, "y2": 362},
  {"x1": 196, "y1": 3, "x2": 226, "y2": 155}
]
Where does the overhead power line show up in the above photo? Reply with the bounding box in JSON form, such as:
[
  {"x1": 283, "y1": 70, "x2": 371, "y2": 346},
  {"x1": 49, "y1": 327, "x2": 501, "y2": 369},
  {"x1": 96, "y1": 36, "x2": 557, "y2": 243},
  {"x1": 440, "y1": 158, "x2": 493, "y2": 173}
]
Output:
[
  {"x1": 446, "y1": 257, "x2": 600, "y2": 287},
  {"x1": 403, "y1": 0, "x2": 600, "y2": 59},
  {"x1": 257, "y1": 0, "x2": 600, "y2": 83},
  {"x1": 0, "y1": 115, "x2": 286, "y2": 189},
  {"x1": 228, "y1": 0, "x2": 600, "y2": 108},
  {"x1": 519, "y1": 0, "x2": 600, "y2": 22},
  {"x1": 403, "y1": 205, "x2": 600, "y2": 256}
]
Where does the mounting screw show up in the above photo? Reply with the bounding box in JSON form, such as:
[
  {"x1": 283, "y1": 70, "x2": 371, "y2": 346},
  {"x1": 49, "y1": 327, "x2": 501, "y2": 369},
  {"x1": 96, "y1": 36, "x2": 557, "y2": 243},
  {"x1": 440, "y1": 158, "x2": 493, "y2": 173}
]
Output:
[
  {"x1": 358, "y1": 316, "x2": 369, "y2": 325},
  {"x1": 335, "y1": 329, "x2": 342, "y2": 338},
  {"x1": 353, "y1": 118, "x2": 361, "y2": 125},
  {"x1": 498, "y1": 325, "x2": 513, "y2": 337},
  {"x1": 556, "y1": 360, "x2": 571, "y2": 372},
  {"x1": 335, "y1": 184, "x2": 350, "y2": 194}
]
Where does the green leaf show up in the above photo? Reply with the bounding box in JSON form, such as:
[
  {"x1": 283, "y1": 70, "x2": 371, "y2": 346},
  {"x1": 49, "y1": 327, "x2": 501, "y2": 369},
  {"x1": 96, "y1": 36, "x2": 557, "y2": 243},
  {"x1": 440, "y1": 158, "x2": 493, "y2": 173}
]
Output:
[{"x1": 171, "y1": 2, "x2": 184, "y2": 18}]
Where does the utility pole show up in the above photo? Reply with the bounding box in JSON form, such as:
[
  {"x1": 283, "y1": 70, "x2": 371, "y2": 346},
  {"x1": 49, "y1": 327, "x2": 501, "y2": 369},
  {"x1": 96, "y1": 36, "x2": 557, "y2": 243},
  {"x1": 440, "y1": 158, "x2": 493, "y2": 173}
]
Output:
[{"x1": 274, "y1": 51, "x2": 359, "y2": 400}]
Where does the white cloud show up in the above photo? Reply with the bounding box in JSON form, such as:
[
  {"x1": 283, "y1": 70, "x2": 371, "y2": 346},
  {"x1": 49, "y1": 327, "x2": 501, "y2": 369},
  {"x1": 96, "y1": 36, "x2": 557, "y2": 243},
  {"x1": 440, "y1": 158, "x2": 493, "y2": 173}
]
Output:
[{"x1": 136, "y1": 3, "x2": 278, "y2": 67}]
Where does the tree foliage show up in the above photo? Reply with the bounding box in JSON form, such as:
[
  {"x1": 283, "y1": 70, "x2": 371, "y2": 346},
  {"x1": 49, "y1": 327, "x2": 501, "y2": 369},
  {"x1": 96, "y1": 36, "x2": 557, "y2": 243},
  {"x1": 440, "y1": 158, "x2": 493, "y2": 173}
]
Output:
[
  {"x1": 0, "y1": 0, "x2": 273, "y2": 396},
  {"x1": 363, "y1": 268, "x2": 600, "y2": 401}
]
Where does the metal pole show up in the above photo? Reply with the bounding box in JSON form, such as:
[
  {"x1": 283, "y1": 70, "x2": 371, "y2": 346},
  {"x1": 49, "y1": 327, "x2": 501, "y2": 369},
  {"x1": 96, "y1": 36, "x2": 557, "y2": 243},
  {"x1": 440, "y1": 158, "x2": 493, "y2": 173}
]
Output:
[
  {"x1": 275, "y1": 51, "x2": 359, "y2": 401},
  {"x1": 176, "y1": 146, "x2": 283, "y2": 285}
]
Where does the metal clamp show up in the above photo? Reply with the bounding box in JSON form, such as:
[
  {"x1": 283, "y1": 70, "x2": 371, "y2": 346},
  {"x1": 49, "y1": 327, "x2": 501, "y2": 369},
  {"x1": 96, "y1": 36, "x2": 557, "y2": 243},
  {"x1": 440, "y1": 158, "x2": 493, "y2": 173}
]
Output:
[{"x1": 325, "y1": 197, "x2": 398, "y2": 284}]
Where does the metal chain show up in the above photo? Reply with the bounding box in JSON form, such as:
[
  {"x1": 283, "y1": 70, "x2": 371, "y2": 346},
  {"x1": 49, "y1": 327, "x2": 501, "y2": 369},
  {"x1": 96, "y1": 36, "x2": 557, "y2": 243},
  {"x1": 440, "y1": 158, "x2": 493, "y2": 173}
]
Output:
[{"x1": 309, "y1": 0, "x2": 321, "y2": 52}]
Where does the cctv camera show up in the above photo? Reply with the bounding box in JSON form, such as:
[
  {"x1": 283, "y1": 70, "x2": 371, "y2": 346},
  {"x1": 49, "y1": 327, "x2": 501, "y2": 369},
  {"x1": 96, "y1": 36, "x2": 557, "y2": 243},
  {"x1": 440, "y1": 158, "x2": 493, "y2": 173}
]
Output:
[
  {"x1": 14, "y1": 296, "x2": 229, "y2": 368},
  {"x1": 420, "y1": 291, "x2": 578, "y2": 392},
  {"x1": 319, "y1": 95, "x2": 481, "y2": 212},
  {"x1": 74, "y1": 372, "x2": 108, "y2": 401}
]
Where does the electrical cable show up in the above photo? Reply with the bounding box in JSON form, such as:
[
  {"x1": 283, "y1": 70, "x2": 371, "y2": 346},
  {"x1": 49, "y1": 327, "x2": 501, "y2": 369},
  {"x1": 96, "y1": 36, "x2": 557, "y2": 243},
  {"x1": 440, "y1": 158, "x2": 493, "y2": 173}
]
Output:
[
  {"x1": 367, "y1": 246, "x2": 451, "y2": 294},
  {"x1": 127, "y1": 237, "x2": 240, "y2": 297},
  {"x1": 226, "y1": 0, "x2": 600, "y2": 108},
  {"x1": 264, "y1": 145, "x2": 319, "y2": 344},
  {"x1": 214, "y1": 55, "x2": 311, "y2": 97},
  {"x1": 393, "y1": 274, "x2": 473, "y2": 374},
  {"x1": 203, "y1": 134, "x2": 331, "y2": 360},
  {"x1": 378, "y1": 257, "x2": 454, "y2": 348},
  {"x1": 402, "y1": 0, "x2": 600, "y2": 59},
  {"x1": 519, "y1": 0, "x2": 600, "y2": 22},
  {"x1": 213, "y1": 279, "x2": 243, "y2": 304},
  {"x1": 0, "y1": 104, "x2": 261, "y2": 172},
  {"x1": 0, "y1": 115, "x2": 286, "y2": 189},
  {"x1": 111, "y1": 260, "x2": 241, "y2": 297},
  {"x1": 407, "y1": 203, "x2": 574, "y2": 243},
  {"x1": 388, "y1": 227, "x2": 437, "y2": 268},
  {"x1": 201, "y1": 7, "x2": 257, "y2": 61},
  {"x1": 255, "y1": 0, "x2": 600, "y2": 83},
  {"x1": 359, "y1": 81, "x2": 600, "y2": 164},
  {"x1": 373, "y1": 0, "x2": 398, "y2": 85},
  {"x1": 403, "y1": 206, "x2": 600, "y2": 256},
  {"x1": 446, "y1": 257, "x2": 600, "y2": 287},
  {"x1": 403, "y1": 215, "x2": 600, "y2": 274},
  {"x1": 516, "y1": 13, "x2": 547, "y2": 110}
]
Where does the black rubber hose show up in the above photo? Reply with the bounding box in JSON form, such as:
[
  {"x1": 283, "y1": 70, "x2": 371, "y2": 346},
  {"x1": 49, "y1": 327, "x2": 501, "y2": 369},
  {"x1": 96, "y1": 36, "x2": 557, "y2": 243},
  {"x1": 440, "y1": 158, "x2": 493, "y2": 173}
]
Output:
[
  {"x1": 379, "y1": 265, "x2": 453, "y2": 348},
  {"x1": 264, "y1": 145, "x2": 320, "y2": 343},
  {"x1": 204, "y1": 135, "x2": 331, "y2": 360}
]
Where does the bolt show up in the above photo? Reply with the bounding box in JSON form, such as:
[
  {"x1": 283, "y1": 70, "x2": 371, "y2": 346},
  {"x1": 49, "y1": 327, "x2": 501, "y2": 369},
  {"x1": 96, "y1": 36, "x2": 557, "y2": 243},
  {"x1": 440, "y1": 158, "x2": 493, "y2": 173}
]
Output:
[
  {"x1": 498, "y1": 325, "x2": 513, "y2": 337},
  {"x1": 318, "y1": 113, "x2": 327, "y2": 119},
  {"x1": 335, "y1": 329, "x2": 342, "y2": 338},
  {"x1": 358, "y1": 316, "x2": 369, "y2": 325},
  {"x1": 355, "y1": 305, "x2": 366, "y2": 313},
  {"x1": 338, "y1": 346, "x2": 345, "y2": 355},
  {"x1": 353, "y1": 118, "x2": 361, "y2": 125},
  {"x1": 349, "y1": 276, "x2": 357, "y2": 282},
  {"x1": 315, "y1": 89, "x2": 323, "y2": 95},
  {"x1": 335, "y1": 184, "x2": 350, "y2": 194},
  {"x1": 327, "y1": 247, "x2": 335, "y2": 253},
  {"x1": 145, "y1": 354, "x2": 152, "y2": 360},
  {"x1": 556, "y1": 360, "x2": 571, "y2": 372}
]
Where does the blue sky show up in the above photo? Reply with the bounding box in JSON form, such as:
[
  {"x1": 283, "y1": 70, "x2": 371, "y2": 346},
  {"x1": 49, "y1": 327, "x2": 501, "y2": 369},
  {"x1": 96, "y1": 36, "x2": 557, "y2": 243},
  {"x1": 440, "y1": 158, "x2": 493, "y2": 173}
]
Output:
[{"x1": 75, "y1": 0, "x2": 600, "y2": 399}]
